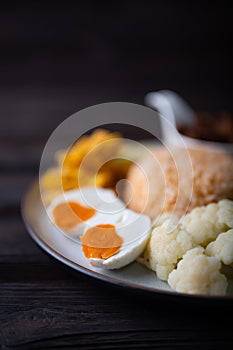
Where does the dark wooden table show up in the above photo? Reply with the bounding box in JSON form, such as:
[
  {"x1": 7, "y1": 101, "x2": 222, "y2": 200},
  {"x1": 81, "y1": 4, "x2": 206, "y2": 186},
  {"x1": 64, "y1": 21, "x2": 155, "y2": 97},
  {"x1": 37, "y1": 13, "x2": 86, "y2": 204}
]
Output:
[{"x1": 1, "y1": 85, "x2": 233, "y2": 349}]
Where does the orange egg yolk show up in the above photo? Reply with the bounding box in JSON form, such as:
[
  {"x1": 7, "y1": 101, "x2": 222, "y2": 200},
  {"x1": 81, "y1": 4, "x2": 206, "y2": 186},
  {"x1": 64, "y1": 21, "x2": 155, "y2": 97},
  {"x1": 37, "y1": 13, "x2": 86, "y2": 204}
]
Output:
[
  {"x1": 81, "y1": 224, "x2": 123, "y2": 259},
  {"x1": 52, "y1": 201, "x2": 96, "y2": 231}
]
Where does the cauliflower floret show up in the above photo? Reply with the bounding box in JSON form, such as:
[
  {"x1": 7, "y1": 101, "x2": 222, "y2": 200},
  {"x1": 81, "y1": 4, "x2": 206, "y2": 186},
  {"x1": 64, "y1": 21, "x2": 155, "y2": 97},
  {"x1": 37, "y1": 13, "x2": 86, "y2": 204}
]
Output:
[
  {"x1": 144, "y1": 217, "x2": 195, "y2": 281},
  {"x1": 143, "y1": 199, "x2": 233, "y2": 295},
  {"x1": 206, "y1": 229, "x2": 233, "y2": 265},
  {"x1": 151, "y1": 213, "x2": 179, "y2": 229},
  {"x1": 168, "y1": 247, "x2": 228, "y2": 296},
  {"x1": 217, "y1": 199, "x2": 233, "y2": 228},
  {"x1": 181, "y1": 200, "x2": 233, "y2": 246}
]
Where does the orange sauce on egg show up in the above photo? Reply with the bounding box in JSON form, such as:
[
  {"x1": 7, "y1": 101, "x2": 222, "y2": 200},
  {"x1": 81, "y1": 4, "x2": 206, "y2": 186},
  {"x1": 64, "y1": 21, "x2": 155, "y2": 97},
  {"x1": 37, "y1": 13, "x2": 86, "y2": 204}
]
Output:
[
  {"x1": 81, "y1": 224, "x2": 123, "y2": 259},
  {"x1": 52, "y1": 201, "x2": 96, "y2": 231}
]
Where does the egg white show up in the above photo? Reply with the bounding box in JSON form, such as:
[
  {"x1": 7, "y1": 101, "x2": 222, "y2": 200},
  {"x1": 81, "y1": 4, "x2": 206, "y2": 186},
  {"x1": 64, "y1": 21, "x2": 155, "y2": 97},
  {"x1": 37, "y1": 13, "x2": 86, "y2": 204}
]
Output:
[
  {"x1": 47, "y1": 187, "x2": 151, "y2": 269},
  {"x1": 47, "y1": 187, "x2": 125, "y2": 238},
  {"x1": 87, "y1": 209, "x2": 151, "y2": 269}
]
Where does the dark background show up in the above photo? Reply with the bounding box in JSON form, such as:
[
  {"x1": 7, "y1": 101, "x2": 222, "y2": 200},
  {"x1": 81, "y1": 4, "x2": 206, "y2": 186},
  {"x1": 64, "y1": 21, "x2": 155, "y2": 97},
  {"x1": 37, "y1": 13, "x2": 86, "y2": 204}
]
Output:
[
  {"x1": 1, "y1": 1, "x2": 233, "y2": 348},
  {"x1": 1, "y1": 0, "x2": 233, "y2": 142}
]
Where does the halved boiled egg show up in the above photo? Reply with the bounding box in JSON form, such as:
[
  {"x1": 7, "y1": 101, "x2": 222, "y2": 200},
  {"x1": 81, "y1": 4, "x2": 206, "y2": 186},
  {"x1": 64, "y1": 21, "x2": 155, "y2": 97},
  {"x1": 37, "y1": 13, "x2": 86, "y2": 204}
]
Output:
[
  {"x1": 47, "y1": 187, "x2": 125, "y2": 237},
  {"x1": 47, "y1": 187, "x2": 151, "y2": 269}
]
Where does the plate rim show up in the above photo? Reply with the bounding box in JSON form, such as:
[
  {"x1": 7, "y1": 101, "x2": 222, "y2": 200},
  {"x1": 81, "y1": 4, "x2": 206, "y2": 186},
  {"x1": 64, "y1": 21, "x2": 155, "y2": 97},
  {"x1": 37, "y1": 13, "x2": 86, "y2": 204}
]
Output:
[{"x1": 21, "y1": 179, "x2": 233, "y2": 301}]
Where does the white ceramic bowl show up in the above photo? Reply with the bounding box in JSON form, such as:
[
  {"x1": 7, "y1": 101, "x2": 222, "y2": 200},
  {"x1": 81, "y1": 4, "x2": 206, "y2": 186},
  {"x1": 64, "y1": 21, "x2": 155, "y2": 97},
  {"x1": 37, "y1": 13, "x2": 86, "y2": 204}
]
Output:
[{"x1": 145, "y1": 89, "x2": 233, "y2": 154}]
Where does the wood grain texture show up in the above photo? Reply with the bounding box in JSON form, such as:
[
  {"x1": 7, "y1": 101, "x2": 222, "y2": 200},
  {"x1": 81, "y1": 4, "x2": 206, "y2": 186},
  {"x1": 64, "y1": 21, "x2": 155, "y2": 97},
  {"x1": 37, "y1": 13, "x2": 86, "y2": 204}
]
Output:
[{"x1": 1, "y1": 269, "x2": 233, "y2": 349}]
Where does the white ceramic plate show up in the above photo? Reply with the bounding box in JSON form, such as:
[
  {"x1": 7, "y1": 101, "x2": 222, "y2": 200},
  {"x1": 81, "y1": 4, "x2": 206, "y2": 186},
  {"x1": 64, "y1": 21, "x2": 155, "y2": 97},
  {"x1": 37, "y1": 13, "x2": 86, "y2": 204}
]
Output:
[{"x1": 21, "y1": 179, "x2": 233, "y2": 300}]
